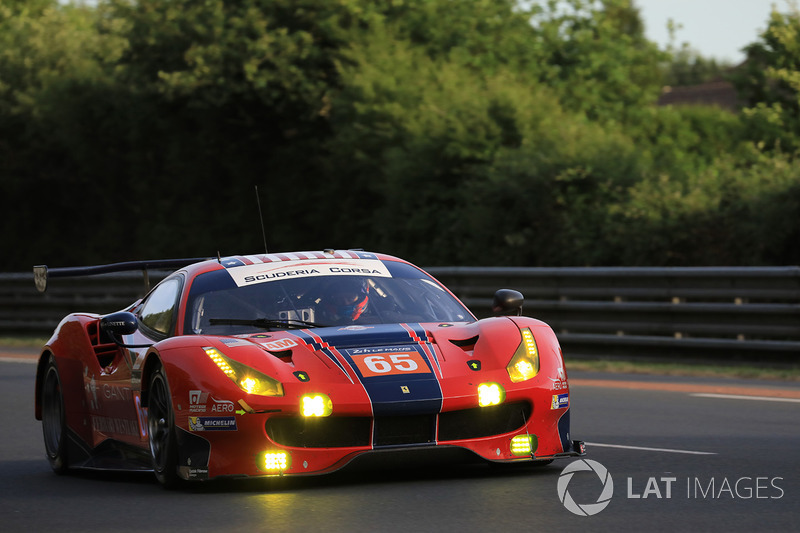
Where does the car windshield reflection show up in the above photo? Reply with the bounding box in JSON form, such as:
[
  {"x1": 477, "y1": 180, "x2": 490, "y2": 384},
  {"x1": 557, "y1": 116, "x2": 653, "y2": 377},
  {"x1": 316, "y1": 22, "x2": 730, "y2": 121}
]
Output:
[{"x1": 185, "y1": 267, "x2": 473, "y2": 335}]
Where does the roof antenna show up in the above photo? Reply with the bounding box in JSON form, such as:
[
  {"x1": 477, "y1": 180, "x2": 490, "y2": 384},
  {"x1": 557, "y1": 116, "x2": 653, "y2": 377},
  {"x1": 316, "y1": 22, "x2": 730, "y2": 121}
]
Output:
[{"x1": 255, "y1": 185, "x2": 269, "y2": 254}]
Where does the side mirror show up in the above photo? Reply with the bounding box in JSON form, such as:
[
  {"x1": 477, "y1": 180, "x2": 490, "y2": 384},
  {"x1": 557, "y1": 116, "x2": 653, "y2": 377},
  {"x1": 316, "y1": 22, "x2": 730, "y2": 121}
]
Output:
[
  {"x1": 100, "y1": 311, "x2": 139, "y2": 336},
  {"x1": 492, "y1": 289, "x2": 524, "y2": 316}
]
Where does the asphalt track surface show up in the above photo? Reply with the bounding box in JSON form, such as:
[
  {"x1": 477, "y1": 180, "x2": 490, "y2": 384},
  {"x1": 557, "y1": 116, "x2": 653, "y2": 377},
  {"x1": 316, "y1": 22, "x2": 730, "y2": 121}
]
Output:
[{"x1": 1, "y1": 348, "x2": 798, "y2": 533}]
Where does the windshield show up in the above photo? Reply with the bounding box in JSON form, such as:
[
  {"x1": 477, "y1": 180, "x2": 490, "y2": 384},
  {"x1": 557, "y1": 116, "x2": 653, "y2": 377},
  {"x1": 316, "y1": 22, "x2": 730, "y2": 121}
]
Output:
[{"x1": 184, "y1": 261, "x2": 474, "y2": 335}]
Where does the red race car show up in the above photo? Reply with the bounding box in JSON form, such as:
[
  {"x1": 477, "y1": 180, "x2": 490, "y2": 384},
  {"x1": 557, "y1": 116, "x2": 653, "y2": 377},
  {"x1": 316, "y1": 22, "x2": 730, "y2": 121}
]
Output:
[{"x1": 33, "y1": 250, "x2": 584, "y2": 487}]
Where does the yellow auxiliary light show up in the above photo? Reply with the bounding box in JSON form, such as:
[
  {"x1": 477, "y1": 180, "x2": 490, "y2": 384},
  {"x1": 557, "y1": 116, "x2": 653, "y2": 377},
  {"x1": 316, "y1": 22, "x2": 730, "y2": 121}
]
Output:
[
  {"x1": 510, "y1": 434, "x2": 537, "y2": 457},
  {"x1": 301, "y1": 393, "x2": 333, "y2": 417},
  {"x1": 506, "y1": 328, "x2": 540, "y2": 383},
  {"x1": 203, "y1": 347, "x2": 284, "y2": 396},
  {"x1": 478, "y1": 382, "x2": 505, "y2": 407},
  {"x1": 261, "y1": 451, "x2": 290, "y2": 473}
]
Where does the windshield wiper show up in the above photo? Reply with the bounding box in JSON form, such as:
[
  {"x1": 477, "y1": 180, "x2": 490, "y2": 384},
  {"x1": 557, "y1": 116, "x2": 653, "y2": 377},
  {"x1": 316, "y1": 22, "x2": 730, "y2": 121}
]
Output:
[{"x1": 208, "y1": 318, "x2": 327, "y2": 330}]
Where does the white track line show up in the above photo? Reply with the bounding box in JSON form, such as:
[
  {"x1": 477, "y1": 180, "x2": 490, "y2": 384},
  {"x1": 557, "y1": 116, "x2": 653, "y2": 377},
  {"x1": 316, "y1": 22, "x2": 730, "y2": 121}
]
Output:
[
  {"x1": 691, "y1": 393, "x2": 800, "y2": 404},
  {"x1": 585, "y1": 442, "x2": 716, "y2": 455}
]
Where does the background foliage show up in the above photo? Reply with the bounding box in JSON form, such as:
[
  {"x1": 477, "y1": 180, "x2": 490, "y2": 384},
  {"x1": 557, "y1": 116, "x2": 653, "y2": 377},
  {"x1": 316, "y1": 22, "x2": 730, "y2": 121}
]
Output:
[{"x1": 1, "y1": 0, "x2": 799, "y2": 270}]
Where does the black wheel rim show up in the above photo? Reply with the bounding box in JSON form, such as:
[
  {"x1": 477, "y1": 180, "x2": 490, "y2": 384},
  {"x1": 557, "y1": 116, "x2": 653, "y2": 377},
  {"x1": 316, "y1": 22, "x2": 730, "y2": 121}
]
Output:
[
  {"x1": 42, "y1": 366, "x2": 63, "y2": 458},
  {"x1": 148, "y1": 373, "x2": 171, "y2": 472}
]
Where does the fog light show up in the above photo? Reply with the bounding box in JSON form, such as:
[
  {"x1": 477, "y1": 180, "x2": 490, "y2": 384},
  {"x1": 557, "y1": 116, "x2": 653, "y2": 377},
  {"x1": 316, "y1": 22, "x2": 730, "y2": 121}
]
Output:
[
  {"x1": 478, "y1": 382, "x2": 505, "y2": 407},
  {"x1": 511, "y1": 435, "x2": 537, "y2": 456},
  {"x1": 301, "y1": 393, "x2": 333, "y2": 417},
  {"x1": 262, "y1": 451, "x2": 289, "y2": 472}
]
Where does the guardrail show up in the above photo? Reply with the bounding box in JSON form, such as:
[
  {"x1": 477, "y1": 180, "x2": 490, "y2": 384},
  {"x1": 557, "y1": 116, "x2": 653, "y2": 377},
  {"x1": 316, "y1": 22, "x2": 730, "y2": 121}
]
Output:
[
  {"x1": 2, "y1": 267, "x2": 799, "y2": 363},
  {"x1": 427, "y1": 266, "x2": 800, "y2": 364}
]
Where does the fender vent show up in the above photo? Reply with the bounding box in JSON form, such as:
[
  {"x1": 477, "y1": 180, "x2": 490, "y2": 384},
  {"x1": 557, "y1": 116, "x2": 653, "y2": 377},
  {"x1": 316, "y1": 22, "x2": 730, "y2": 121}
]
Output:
[{"x1": 86, "y1": 321, "x2": 121, "y2": 369}]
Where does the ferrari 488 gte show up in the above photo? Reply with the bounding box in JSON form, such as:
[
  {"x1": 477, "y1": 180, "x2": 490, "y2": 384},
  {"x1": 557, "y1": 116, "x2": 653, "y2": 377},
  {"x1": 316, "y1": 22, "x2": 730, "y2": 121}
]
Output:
[{"x1": 33, "y1": 250, "x2": 584, "y2": 486}]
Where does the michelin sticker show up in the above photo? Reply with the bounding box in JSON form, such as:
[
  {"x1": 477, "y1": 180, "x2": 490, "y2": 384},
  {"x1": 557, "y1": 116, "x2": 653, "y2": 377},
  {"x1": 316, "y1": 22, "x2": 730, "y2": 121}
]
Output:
[
  {"x1": 189, "y1": 416, "x2": 238, "y2": 431},
  {"x1": 227, "y1": 259, "x2": 392, "y2": 287}
]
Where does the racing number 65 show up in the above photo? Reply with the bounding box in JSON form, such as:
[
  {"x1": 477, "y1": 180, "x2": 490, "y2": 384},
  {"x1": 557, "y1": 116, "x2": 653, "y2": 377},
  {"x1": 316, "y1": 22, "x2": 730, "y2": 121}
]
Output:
[{"x1": 364, "y1": 353, "x2": 419, "y2": 373}]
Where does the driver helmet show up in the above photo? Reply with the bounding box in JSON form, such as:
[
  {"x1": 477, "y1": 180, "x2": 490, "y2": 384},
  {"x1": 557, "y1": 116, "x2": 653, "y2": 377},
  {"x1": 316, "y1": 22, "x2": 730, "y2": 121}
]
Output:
[{"x1": 324, "y1": 278, "x2": 370, "y2": 321}]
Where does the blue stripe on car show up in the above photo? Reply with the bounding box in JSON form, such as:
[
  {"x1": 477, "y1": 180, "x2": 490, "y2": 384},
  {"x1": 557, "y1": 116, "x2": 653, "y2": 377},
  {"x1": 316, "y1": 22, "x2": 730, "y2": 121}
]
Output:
[{"x1": 298, "y1": 325, "x2": 443, "y2": 417}]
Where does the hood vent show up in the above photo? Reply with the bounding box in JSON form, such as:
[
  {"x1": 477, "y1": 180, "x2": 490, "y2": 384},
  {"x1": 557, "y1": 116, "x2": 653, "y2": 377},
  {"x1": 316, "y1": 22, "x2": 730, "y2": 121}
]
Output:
[
  {"x1": 267, "y1": 349, "x2": 293, "y2": 364},
  {"x1": 449, "y1": 335, "x2": 479, "y2": 352}
]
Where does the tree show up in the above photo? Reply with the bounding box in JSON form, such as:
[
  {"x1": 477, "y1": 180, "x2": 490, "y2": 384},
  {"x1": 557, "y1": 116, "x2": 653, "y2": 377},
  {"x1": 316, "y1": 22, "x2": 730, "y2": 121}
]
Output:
[
  {"x1": 529, "y1": 0, "x2": 667, "y2": 123},
  {"x1": 733, "y1": 3, "x2": 800, "y2": 151}
]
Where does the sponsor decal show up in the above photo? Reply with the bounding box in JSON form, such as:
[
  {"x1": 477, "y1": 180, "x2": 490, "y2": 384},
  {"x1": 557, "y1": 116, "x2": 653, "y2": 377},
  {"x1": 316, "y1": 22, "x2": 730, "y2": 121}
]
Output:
[
  {"x1": 92, "y1": 416, "x2": 141, "y2": 437},
  {"x1": 227, "y1": 259, "x2": 392, "y2": 287},
  {"x1": 350, "y1": 351, "x2": 431, "y2": 378},
  {"x1": 550, "y1": 368, "x2": 568, "y2": 391},
  {"x1": 188, "y1": 416, "x2": 238, "y2": 431},
  {"x1": 350, "y1": 346, "x2": 410, "y2": 355},
  {"x1": 259, "y1": 338, "x2": 298, "y2": 351},
  {"x1": 84, "y1": 368, "x2": 99, "y2": 410},
  {"x1": 551, "y1": 393, "x2": 569, "y2": 409},
  {"x1": 188, "y1": 390, "x2": 235, "y2": 413},
  {"x1": 189, "y1": 468, "x2": 209, "y2": 479},
  {"x1": 102, "y1": 384, "x2": 133, "y2": 401}
]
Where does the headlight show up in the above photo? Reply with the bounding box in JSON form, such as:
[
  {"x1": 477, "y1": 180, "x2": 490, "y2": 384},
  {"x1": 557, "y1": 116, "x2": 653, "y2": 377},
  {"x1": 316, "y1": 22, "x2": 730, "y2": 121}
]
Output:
[
  {"x1": 301, "y1": 393, "x2": 333, "y2": 417},
  {"x1": 204, "y1": 347, "x2": 284, "y2": 396},
  {"x1": 506, "y1": 328, "x2": 540, "y2": 383}
]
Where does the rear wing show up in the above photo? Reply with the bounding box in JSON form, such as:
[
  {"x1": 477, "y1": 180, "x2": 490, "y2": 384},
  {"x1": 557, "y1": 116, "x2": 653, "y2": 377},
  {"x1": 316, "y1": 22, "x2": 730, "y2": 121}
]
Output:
[{"x1": 33, "y1": 258, "x2": 210, "y2": 293}]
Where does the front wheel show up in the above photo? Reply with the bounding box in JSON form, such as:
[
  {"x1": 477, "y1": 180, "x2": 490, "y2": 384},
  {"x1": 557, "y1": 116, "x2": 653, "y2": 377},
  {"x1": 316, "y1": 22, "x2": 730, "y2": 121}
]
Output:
[
  {"x1": 148, "y1": 366, "x2": 180, "y2": 488},
  {"x1": 41, "y1": 355, "x2": 69, "y2": 474}
]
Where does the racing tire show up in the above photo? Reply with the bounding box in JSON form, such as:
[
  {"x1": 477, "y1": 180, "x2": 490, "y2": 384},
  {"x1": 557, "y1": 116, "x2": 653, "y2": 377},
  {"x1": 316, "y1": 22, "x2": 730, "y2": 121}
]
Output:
[
  {"x1": 41, "y1": 355, "x2": 69, "y2": 474},
  {"x1": 148, "y1": 365, "x2": 181, "y2": 488}
]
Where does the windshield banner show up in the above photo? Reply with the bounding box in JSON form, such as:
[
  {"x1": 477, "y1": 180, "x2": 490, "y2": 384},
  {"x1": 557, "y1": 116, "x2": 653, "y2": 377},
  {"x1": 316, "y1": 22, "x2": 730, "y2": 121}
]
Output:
[{"x1": 227, "y1": 259, "x2": 392, "y2": 287}]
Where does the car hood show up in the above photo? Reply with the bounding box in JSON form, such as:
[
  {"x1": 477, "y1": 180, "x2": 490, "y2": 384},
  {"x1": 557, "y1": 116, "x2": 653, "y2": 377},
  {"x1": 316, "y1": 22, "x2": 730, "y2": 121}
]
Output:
[{"x1": 160, "y1": 318, "x2": 551, "y2": 416}]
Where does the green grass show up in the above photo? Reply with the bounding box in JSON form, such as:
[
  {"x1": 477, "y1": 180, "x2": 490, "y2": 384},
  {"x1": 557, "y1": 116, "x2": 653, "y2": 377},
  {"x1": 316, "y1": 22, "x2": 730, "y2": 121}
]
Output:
[{"x1": 0, "y1": 337, "x2": 48, "y2": 348}]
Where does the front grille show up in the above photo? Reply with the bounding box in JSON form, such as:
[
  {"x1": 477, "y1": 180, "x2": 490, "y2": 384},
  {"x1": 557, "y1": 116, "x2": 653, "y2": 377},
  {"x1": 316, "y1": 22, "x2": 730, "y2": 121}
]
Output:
[
  {"x1": 374, "y1": 414, "x2": 435, "y2": 447},
  {"x1": 438, "y1": 402, "x2": 531, "y2": 441},
  {"x1": 265, "y1": 402, "x2": 531, "y2": 448},
  {"x1": 266, "y1": 417, "x2": 371, "y2": 448}
]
